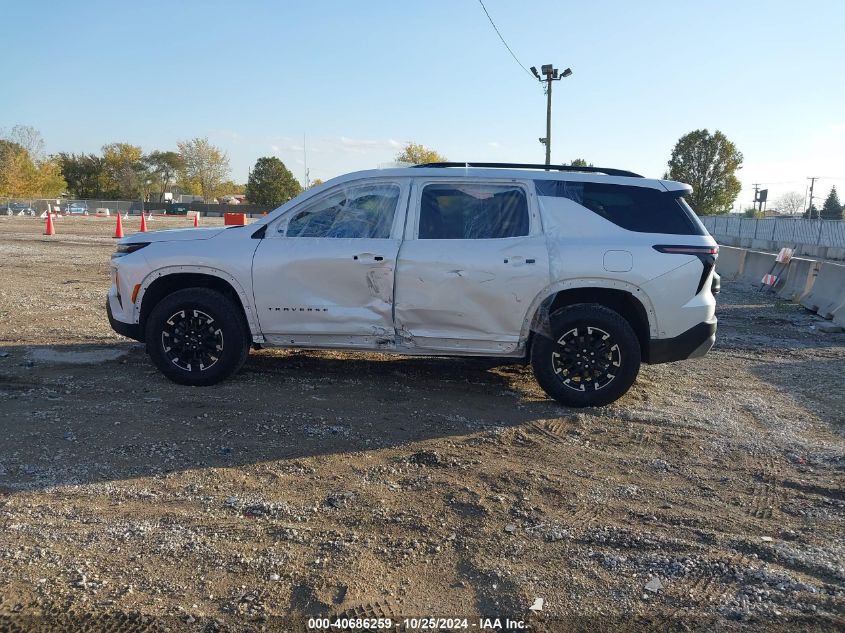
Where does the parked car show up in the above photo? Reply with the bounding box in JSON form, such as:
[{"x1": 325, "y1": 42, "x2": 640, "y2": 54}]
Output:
[
  {"x1": 107, "y1": 163, "x2": 718, "y2": 407},
  {"x1": 65, "y1": 201, "x2": 89, "y2": 215},
  {"x1": 4, "y1": 202, "x2": 36, "y2": 216}
]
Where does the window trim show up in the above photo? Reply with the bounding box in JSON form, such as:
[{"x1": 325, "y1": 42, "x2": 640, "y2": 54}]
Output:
[
  {"x1": 268, "y1": 178, "x2": 409, "y2": 240},
  {"x1": 408, "y1": 178, "x2": 537, "y2": 241}
]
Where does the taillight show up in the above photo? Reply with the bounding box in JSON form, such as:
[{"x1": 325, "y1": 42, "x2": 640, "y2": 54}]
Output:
[
  {"x1": 653, "y1": 245, "x2": 718, "y2": 295},
  {"x1": 652, "y1": 245, "x2": 718, "y2": 255}
]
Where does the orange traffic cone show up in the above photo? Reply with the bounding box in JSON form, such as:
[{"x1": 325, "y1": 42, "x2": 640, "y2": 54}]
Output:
[
  {"x1": 44, "y1": 212, "x2": 56, "y2": 236},
  {"x1": 114, "y1": 213, "x2": 124, "y2": 239},
  {"x1": 139, "y1": 212, "x2": 148, "y2": 232},
  {"x1": 193, "y1": 212, "x2": 199, "y2": 228}
]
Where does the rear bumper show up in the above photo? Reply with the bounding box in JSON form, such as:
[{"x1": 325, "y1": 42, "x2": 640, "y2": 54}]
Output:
[
  {"x1": 645, "y1": 319, "x2": 716, "y2": 364},
  {"x1": 107, "y1": 298, "x2": 143, "y2": 342}
]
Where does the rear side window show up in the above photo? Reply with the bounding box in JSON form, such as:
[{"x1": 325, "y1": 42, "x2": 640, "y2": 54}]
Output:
[
  {"x1": 419, "y1": 184, "x2": 529, "y2": 239},
  {"x1": 534, "y1": 180, "x2": 704, "y2": 235}
]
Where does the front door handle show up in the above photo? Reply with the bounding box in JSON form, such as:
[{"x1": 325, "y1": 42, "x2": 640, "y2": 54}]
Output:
[{"x1": 353, "y1": 253, "x2": 384, "y2": 262}]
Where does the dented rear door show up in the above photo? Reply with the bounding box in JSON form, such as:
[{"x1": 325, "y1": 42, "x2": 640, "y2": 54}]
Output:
[{"x1": 393, "y1": 179, "x2": 550, "y2": 354}]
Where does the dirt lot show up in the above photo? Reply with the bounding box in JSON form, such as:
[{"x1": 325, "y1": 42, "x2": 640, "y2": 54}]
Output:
[{"x1": 0, "y1": 215, "x2": 843, "y2": 632}]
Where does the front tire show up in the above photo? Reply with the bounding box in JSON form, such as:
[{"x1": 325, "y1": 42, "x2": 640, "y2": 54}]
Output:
[
  {"x1": 145, "y1": 288, "x2": 249, "y2": 386},
  {"x1": 531, "y1": 303, "x2": 641, "y2": 407}
]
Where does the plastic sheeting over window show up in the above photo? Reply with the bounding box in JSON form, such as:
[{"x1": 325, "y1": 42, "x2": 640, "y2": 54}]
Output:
[
  {"x1": 419, "y1": 184, "x2": 529, "y2": 239},
  {"x1": 286, "y1": 183, "x2": 400, "y2": 238},
  {"x1": 534, "y1": 180, "x2": 705, "y2": 236}
]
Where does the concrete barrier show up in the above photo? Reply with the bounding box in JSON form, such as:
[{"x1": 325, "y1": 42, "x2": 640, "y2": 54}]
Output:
[
  {"x1": 828, "y1": 247, "x2": 845, "y2": 260},
  {"x1": 716, "y1": 246, "x2": 747, "y2": 280},
  {"x1": 777, "y1": 257, "x2": 820, "y2": 301},
  {"x1": 800, "y1": 261, "x2": 845, "y2": 318},
  {"x1": 833, "y1": 302, "x2": 845, "y2": 328},
  {"x1": 740, "y1": 250, "x2": 777, "y2": 285}
]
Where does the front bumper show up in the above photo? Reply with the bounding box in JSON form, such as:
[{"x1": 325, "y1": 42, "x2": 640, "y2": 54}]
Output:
[
  {"x1": 645, "y1": 319, "x2": 717, "y2": 364},
  {"x1": 107, "y1": 298, "x2": 143, "y2": 342}
]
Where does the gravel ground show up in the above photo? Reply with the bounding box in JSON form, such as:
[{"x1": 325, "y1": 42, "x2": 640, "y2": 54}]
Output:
[{"x1": 0, "y1": 215, "x2": 843, "y2": 632}]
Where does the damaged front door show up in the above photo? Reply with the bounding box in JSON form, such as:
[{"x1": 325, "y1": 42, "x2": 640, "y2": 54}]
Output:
[{"x1": 252, "y1": 180, "x2": 407, "y2": 348}]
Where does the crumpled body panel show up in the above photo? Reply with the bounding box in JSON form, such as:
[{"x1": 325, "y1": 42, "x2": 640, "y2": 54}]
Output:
[{"x1": 393, "y1": 235, "x2": 550, "y2": 351}]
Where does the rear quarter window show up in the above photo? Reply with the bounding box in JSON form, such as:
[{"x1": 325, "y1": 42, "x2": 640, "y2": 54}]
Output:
[{"x1": 535, "y1": 180, "x2": 705, "y2": 235}]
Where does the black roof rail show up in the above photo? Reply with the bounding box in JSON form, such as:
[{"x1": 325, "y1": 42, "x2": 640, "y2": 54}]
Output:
[{"x1": 411, "y1": 162, "x2": 644, "y2": 178}]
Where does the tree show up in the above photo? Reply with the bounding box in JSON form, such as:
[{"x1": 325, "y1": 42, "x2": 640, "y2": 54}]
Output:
[
  {"x1": 1, "y1": 125, "x2": 45, "y2": 163},
  {"x1": 308, "y1": 178, "x2": 324, "y2": 189},
  {"x1": 246, "y1": 157, "x2": 302, "y2": 207},
  {"x1": 35, "y1": 157, "x2": 67, "y2": 197},
  {"x1": 218, "y1": 180, "x2": 246, "y2": 195},
  {"x1": 0, "y1": 140, "x2": 37, "y2": 196},
  {"x1": 58, "y1": 153, "x2": 105, "y2": 198},
  {"x1": 775, "y1": 191, "x2": 805, "y2": 215},
  {"x1": 395, "y1": 142, "x2": 446, "y2": 165},
  {"x1": 177, "y1": 137, "x2": 230, "y2": 201},
  {"x1": 804, "y1": 204, "x2": 819, "y2": 219},
  {"x1": 144, "y1": 151, "x2": 184, "y2": 202},
  {"x1": 820, "y1": 186, "x2": 843, "y2": 220},
  {"x1": 569, "y1": 158, "x2": 593, "y2": 167},
  {"x1": 101, "y1": 143, "x2": 145, "y2": 199},
  {"x1": 665, "y1": 129, "x2": 743, "y2": 215},
  {"x1": 0, "y1": 140, "x2": 65, "y2": 197}
]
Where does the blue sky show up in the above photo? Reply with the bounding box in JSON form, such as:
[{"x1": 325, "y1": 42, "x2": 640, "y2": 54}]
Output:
[{"x1": 2, "y1": 0, "x2": 844, "y2": 209}]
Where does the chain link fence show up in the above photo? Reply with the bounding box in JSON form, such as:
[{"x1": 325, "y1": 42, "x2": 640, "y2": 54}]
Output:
[
  {"x1": 0, "y1": 198, "x2": 271, "y2": 218},
  {"x1": 701, "y1": 215, "x2": 845, "y2": 249}
]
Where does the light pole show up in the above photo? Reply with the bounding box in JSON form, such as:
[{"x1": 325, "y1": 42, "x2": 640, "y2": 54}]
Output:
[{"x1": 531, "y1": 65, "x2": 572, "y2": 165}]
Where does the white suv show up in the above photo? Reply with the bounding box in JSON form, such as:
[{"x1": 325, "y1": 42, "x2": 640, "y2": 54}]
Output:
[{"x1": 107, "y1": 163, "x2": 718, "y2": 407}]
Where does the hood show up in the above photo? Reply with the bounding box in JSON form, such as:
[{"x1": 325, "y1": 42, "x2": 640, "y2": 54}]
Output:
[{"x1": 120, "y1": 226, "x2": 228, "y2": 244}]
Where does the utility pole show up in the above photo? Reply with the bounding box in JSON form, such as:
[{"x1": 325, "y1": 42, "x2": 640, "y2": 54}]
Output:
[
  {"x1": 806, "y1": 177, "x2": 818, "y2": 218},
  {"x1": 531, "y1": 65, "x2": 572, "y2": 165},
  {"x1": 752, "y1": 183, "x2": 760, "y2": 212},
  {"x1": 545, "y1": 76, "x2": 553, "y2": 166}
]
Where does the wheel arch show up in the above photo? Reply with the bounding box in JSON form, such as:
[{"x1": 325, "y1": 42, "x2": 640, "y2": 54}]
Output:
[
  {"x1": 521, "y1": 279, "x2": 657, "y2": 356},
  {"x1": 135, "y1": 267, "x2": 261, "y2": 342}
]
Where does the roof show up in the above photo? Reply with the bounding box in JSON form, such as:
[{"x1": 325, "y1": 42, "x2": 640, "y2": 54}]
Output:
[{"x1": 317, "y1": 164, "x2": 690, "y2": 195}]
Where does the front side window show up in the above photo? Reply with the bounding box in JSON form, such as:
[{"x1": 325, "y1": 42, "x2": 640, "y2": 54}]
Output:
[
  {"x1": 418, "y1": 184, "x2": 529, "y2": 239},
  {"x1": 285, "y1": 183, "x2": 400, "y2": 238}
]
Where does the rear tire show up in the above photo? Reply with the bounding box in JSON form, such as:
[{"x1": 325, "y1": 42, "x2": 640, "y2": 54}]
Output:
[
  {"x1": 531, "y1": 303, "x2": 641, "y2": 407},
  {"x1": 145, "y1": 288, "x2": 249, "y2": 386}
]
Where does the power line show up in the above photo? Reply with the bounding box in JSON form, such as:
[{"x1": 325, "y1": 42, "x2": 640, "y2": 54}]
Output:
[{"x1": 476, "y1": 0, "x2": 535, "y2": 80}]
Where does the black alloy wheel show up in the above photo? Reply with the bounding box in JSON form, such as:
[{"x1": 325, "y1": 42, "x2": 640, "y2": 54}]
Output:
[
  {"x1": 531, "y1": 303, "x2": 641, "y2": 407},
  {"x1": 145, "y1": 288, "x2": 249, "y2": 386},
  {"x1": 161, "y1": 309, "x2": 224, "y2": 372},
  {"x1": 551, "y1": 325, "x2": 621, "y2": 392}
]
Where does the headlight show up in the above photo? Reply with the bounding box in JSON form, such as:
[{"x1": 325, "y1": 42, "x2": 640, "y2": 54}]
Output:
[{"x1": 113, "y1": 242, "x2": 150, "y2": 257}]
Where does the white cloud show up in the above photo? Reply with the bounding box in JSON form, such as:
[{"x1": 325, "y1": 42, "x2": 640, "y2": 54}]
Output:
[
  {"x1": 216, "y1": 129, "x2": 242, "y2": 141},
  {"x1": 335, "y1": 136, "x2": 404, "y2": 154}
]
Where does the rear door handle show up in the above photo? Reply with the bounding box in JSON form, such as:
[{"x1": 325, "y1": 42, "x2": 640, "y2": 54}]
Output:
[{"x1": 503, "y1": 256, "x2": 536, "y2": 265}]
